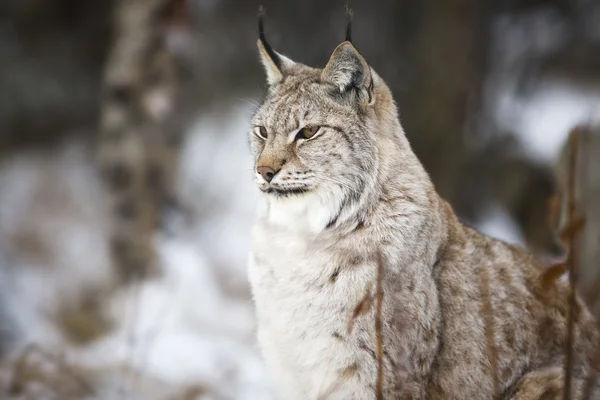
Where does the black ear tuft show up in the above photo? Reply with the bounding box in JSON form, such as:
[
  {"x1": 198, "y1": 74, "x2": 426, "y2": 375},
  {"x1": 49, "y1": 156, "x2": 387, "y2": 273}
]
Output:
[
  {"x1": 258, "y1": 6, "x2": 281, "y2": 69},
  {"x1": 345, "y1": 5, "x2": 354, "y2": 43}
]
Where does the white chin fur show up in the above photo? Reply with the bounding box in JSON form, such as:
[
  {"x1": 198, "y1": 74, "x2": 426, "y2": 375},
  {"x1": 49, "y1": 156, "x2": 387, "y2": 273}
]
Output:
[{"x1": 261, "y1": 186, "x2": 344, "y2": 234}]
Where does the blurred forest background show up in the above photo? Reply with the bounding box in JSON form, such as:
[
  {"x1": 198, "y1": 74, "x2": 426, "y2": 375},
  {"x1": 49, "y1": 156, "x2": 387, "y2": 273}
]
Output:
[{"x1": 0, "y1": 0, "x2": 599, "y2": 399}]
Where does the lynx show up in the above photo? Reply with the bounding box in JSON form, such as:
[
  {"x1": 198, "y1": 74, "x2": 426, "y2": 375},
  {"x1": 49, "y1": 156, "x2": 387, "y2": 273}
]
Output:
[{"x1": 247, "y1": 12, "x2": 599, "y2": 400}]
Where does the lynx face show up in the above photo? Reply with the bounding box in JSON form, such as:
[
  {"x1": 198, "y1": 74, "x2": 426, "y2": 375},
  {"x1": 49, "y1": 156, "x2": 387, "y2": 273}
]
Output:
[
  {"x1": 250, "y1": 32, "x2": 379, "y2": 221},
  {"x1": 250, "y1": 73, "x2": 377, "y2": 199}
]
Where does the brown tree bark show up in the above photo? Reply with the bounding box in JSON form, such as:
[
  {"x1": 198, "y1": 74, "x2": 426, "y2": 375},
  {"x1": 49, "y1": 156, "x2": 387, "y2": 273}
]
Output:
[{"x1": 404, "y1": 0, "x2": 485, "y2": 205}]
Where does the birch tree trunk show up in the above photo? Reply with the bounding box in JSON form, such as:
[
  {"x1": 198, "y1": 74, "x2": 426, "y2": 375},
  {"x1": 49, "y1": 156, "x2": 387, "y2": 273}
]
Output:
[{"x1": 98, "y1": 0, "x2": 185, "y2": 282}]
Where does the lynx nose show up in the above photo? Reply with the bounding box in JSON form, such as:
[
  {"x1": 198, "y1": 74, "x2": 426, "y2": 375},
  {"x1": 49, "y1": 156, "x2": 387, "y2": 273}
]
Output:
[{"x1": 257, "y1": 166, "x2": 278, "y2": 183}]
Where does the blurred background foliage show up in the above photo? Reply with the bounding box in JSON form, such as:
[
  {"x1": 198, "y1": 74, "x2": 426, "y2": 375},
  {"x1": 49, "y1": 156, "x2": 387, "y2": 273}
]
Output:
[{"x1": 0, "y1": 0, "x2": 599, "y2": 398}]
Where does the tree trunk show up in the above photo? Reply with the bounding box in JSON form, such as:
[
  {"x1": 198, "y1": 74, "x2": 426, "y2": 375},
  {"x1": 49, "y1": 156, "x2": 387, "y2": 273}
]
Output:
[{"x1": 98, "y1": 0, "x2": 185, "y2": 282}]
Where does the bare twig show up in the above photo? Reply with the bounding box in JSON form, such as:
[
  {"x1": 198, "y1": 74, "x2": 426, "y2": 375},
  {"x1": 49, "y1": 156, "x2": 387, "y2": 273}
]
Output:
[
  {"x1": 375, "y1": 251, "x2": 384, "y2": 400},
  {"x1": 563, "y1": 128, "x2": 582, "y2": 400},
  {"x1": 541, "y1": 262, "x2": 568, "y2": 289},
  {"x1": 547, "y1": 193, "x2": 563, "y2": 234},
  {"x1": 479, "y1": 267, "x2": 500, "y2": 398},
  {"x1": 541, "y1": 187, "x2": 566, "y2": 289},
  {"x1": 577, "y1": 128, "x2": 598, "y2": 400}
]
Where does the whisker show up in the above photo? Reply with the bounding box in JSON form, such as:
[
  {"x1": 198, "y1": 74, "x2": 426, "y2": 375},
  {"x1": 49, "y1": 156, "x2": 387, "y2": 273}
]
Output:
[
  {"x1": 318, "y1": 176, "x2": 356, "y2": 191},
  {"x1": 233, "y1": 98, "x2": 261, "y2": 113}
]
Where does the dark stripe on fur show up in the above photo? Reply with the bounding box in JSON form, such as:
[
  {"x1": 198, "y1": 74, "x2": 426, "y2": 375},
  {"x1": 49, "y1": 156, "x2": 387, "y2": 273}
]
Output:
[{"x1": 322, "y1": 125, "x2": 355, "y2": 152}]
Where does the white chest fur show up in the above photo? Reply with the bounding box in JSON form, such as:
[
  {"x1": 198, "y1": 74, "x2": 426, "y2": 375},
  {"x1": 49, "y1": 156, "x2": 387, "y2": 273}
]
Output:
[{"x1": 249, "y1": 196, "x2": 373, "y2": 399}]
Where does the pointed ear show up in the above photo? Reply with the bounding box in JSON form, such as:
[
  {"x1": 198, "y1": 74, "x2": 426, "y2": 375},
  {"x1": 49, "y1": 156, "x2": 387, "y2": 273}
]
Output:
[
  {"x1": 257, "y1": 7, "x2": 295, "y2": 85},
  {"x1": 257, "y1": 39, "x2": 295, "y2": 85},
  {"x1": 321, "y1": 41, "x2": 374, "y2": 104}
]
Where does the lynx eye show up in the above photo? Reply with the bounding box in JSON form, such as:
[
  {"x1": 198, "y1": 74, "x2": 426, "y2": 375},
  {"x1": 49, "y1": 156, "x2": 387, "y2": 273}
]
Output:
[
  {"x1": 254, "y1": 126, "x2": 268, "y2": 140},
  {"x1": 295, "y1": 126, "x2": 321, "y2": 141}
]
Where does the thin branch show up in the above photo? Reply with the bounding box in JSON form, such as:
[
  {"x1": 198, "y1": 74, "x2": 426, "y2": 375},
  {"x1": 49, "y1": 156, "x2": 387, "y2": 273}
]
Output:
[
  {"x1": 578, "y1": 128, "x2": 598, "y2": 400},
  {"x1": 541, "y1": 262, "x2": 568, "y2": 289},
  {"x1": 375, "y1": 251, "x2": 384, "y2": 400},
  {"x1": 563, "y1": 128, "x2": 582, "y2": 400},
  {"x1": 547, "y1": 193, "x2": 562, "y2": 235}
]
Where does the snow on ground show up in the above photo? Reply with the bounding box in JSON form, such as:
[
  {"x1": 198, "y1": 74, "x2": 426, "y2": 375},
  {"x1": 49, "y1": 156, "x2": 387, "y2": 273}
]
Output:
[
  {"x1": 0, "y1": 103, "x2": 273, "y2": 399},
  {"x1": 0, "y1": 140, "x2": 115, "y2": 348}
]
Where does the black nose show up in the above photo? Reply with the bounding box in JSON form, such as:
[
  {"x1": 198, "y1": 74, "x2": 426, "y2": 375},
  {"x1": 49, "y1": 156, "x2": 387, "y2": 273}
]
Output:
[{"x1": 257, "y1": 166, "x2": 277, "y2": 182}]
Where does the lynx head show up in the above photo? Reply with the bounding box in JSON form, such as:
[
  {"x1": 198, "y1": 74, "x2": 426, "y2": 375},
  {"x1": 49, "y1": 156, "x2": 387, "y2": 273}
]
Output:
[{"x1": 250, "y1": 9, "x2": 408, "y2": 230}]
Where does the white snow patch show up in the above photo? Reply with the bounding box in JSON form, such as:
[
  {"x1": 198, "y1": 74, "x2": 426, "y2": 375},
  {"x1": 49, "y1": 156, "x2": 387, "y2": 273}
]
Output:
[
  {"x1": 0, "y1": 140, "x2": 114, "y2": 347},
  {"x1": 474, "y1": 203, "x2": 525, "y2": 247},
  {"x1": 494, "y1": 80, "x2": 600, "y2": 164},
  {"x1": 0, "y1": 103, "x2": 273, "y2": 399}
]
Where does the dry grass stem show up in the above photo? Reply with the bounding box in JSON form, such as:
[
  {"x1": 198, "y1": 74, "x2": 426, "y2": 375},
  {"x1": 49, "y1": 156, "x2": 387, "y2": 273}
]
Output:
[
  {"x1": 563, "y1": 128, "x2": 582, "y2": 400},
  {"x1": 541, "y1": 262, "x2": 567, "y2": 289},
  {"x1": 375, "y1": 251, "x2": 384, "y2": 400}
]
